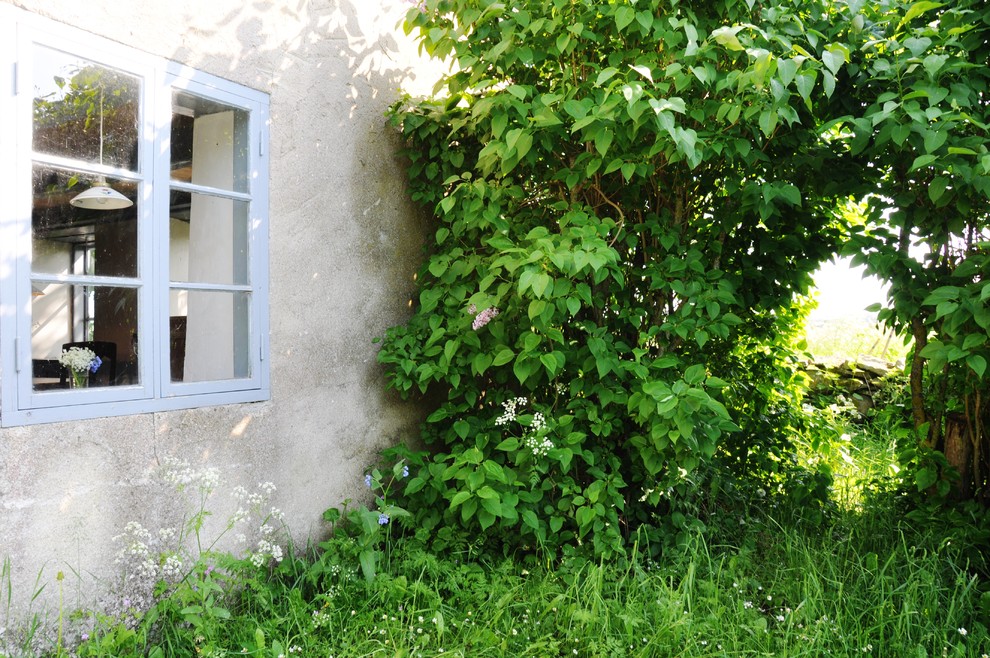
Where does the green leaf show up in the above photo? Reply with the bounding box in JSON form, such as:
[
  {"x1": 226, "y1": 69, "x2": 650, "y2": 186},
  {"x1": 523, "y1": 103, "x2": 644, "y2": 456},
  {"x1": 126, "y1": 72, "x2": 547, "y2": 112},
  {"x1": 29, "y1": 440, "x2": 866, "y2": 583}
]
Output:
[
  {"x1": 483, "y1": 460, "x2": 507, "y2": 483},
  {"x1": 493, "y1": 348, "x2": 516, "y2": 366},
  {"x1": 822, "y1": 70, "x2": 836, "y2": 98},
  {"x1": 921, "y1": 286, "x2": 960, "y2": 306},
  {"x1": 596, "y1": 67, "x2": 619, "y2": 86},
  {"x1": 476, "y1": 485, "x2": 499, "y2": 500},
  {"x1": 628, "y1": 64, "x2": 653, "y2": 83},
  {"x1": 450, "y1": 491, "x2": 471, "y2": 508},
  {"x1": 909, "y1": 154, "x2": 937, "y2": 172},
  {"x1": 359, "y1": 549, "x2": 377, "y2": 582},
  {"x1": 472, "y1": 352, "x2": 494, "y2": 375},
  {"x1": 684, "y1": 364, "x2": 706, "y2": 385},
  {"x1": 710, "y1": 26, "x2": 744, "y2": 51},
  {"x1": 898, "y1": 1, "x2": 944, "y2": 29},
  {"x1": 776, "y1": 58, "x2": 798, "y2": 87},
  {"x1": 928, "y1": 176, "x2": 948, "y2": 203},
  {"x1": 541, "y1": 353, "x2": 560, "y2": 377},
  {"x1": 795, "y1": 70, "x2": 817, "y2": 107},
  {"x1": 934, "y1": 301, "x2": 958, "y2": 319},
  {"x1": 576, "y1": 505, "x2": 596, "y2": 530},
  {"x1": 915, "y1": 466, "x2": 937, "y2": 491},
  {"x1": 967, "y1": 354, "x2": 987, "y2": 378},
  {"x1": 924, "y1": 129, "x2": 947, "y2": 154},
  {"x1": 595, "y1": 127, "x2": 614, "y2": 157},
  {"x1": 821, "y1": 45, "x2": 845, "y2": 75},
  {"x1": 478, "y1": 509, "x2": 496, "y2": 530},
  {"x1": 513, "y1": 357, "x2": 535, "y2": 385},
  {"x1": 615, "y1": 6, "x2": 636, "y2": 31},
  {"x1": 903, "y1": 36, "x2": 933, "y2": 57}
]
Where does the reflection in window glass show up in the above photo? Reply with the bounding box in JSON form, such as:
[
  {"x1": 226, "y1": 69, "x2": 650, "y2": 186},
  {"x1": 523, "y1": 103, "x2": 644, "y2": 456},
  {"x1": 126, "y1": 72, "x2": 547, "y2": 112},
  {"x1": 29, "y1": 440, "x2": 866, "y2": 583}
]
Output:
[
  {"x1": 169, "y1": 290, "x2": 251, "y2": 383},
  {"x1": 171, "y1": 91, "x2": 249, "y2": 193},
  {"x1": 32, "y1": 46, "x2": 140, "y2": 170},
  {"x1": 169, "y1": 192, "x2": 249, "y2": 285},
  {"x1": 31, "y1": 165, "x2": 138, "y2": 277},
  {"x1": 31, "y1": 284, "x2": 139, "y2": 390}
]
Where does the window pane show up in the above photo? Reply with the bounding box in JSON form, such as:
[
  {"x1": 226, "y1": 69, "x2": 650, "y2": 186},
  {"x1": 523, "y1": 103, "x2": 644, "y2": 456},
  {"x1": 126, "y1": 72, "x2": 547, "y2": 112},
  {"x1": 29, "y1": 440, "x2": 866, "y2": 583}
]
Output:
[
  {"x1": 31, "y1": 165, "x2": 138, "y2": 277},
  {"x1": 32, "y1": 46, "x2": 140, "y2": 171},
  {"x1": 31, "y1": 284, "x2": 138, "y2": 390},
  {"x1": 169, "y1": 192, "x2": 249, "y2": 285},
  {"x1": 171, "y1": 91, "x2": 249, "y2": 193},
  {"x1": 169, "y1": 290, "x2": 251, "y2": 382}
]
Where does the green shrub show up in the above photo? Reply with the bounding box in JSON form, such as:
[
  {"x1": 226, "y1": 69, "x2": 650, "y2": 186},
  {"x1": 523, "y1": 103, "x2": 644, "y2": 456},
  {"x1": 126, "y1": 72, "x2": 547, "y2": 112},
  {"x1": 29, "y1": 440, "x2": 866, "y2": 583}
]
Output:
[{"x1": 377, "y1": 0, "x2": 860, "y2": 558}]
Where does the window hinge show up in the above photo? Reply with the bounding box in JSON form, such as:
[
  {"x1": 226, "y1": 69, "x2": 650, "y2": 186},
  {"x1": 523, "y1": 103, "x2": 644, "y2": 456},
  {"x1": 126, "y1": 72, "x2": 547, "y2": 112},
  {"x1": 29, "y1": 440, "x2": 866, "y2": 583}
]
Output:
[
  {"x1": 258, "y1": 131, "x2": 265, "y2": 157},
  {"x1": 14, "y1": 337, "x2": 20, "y2": 373},
  {"x1": 259, "y1": 341, "x2": 266, "y2": 362},
  {"x1": 13, "y1": 61, "x2": 20, "y2": 96}
]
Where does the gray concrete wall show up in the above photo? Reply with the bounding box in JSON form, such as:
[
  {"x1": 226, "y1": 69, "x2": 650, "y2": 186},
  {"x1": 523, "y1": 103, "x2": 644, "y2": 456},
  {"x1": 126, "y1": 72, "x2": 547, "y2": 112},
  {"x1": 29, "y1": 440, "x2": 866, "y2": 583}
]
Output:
[{"x1": 0, "y1": 0, "x2": 439, "y2": 621}]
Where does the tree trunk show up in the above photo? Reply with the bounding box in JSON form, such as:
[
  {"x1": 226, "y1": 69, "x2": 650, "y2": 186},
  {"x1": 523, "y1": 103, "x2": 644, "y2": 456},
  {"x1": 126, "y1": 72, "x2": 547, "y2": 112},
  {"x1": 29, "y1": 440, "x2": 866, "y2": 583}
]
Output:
[
  {"x1": 944, "y1": 413, "x2": 972, "y2": 499},
  {"x1": 910, "y1": 317, "x2": 931, "y2": 445}
]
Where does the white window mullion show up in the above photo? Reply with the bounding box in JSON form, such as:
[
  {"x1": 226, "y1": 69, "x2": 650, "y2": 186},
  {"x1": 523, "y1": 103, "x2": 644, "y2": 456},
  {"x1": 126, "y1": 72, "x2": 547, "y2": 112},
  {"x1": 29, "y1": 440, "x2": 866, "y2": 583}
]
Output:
[
  {"x1": 11, "y1": 25, "x2": 38, "y2": 412},
  {"x1": 0, "y1": 14, "x2": 23, "y2": 420},
  {"x1": 251, "y1": 100, "x2": 271, "y2": 393},
  {"x1": 149, "y1": 66, "x2": 172, "y2": 400}
]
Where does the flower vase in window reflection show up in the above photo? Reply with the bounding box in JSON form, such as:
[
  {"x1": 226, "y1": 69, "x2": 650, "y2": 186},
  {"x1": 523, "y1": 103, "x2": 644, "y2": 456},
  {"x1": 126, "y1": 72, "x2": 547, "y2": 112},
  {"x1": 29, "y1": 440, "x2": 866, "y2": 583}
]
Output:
[{"x1": 58, "y1": 347, "x2": 102, "y2": 389}]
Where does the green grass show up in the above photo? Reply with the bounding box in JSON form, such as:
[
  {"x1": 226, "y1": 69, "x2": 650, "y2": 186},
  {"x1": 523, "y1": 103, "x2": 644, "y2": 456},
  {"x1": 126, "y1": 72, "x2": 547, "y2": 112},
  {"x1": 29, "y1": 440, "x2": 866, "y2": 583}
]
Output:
[
  {"x1": 8, "y1": 373, "x2": 989, "y2": 658},
  {"x1": 66, "y1": 510, "x2": 987, "y2": 658},
  {"x1": 64, "y1": 439, "x2": 989, "y2": 658}
]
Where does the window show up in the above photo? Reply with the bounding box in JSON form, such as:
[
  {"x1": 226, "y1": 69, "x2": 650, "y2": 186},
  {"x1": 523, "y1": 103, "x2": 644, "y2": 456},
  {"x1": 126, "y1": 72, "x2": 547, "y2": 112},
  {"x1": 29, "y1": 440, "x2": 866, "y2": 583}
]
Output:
[{"x1": 0, "y1": 7, "x2": 270, "y2": 426}]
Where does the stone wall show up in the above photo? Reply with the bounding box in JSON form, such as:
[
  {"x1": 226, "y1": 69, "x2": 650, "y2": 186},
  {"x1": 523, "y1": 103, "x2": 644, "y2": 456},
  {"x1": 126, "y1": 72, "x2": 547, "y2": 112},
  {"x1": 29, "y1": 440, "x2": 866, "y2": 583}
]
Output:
[{"x1": 802, "y1": 356, "x2": 905, "y2": 413}]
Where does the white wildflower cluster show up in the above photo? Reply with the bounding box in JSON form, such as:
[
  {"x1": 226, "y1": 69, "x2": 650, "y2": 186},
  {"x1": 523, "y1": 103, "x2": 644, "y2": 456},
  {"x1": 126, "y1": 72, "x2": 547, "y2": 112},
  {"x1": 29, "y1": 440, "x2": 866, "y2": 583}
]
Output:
[
  {"x1": 496, "y1": 397, "x2": 528, "y2": 425},
  {"x1": 250, "y1": 539, "x2": 283, "y2": 568},
  {"x1": 109, "y1": 521, "x2": 185, "y2": 622},
  {"x1": 233, "y1": 481, "x2": 286, "y2": 568},
  {"x1": 160, "y1": 554, "x2": 184, "y2": 581},
  {"x1": 160, "y1": 457, "x2": 221, "y2": 494},
  {"x1": 524, "y1": 434, "x2": 554, "y2": 457},
  {"x1": 496, "y1": 397, "x2": 555, "y2": 457},
  {"x1": 58, "y1": 346, "x2": 98, "y2": 372},
  {"x1": 104, "y1": 465, "x2": 289, "y2": 629},
  {"x1": 310, "y1": 564, "x2": 344, "y2": 630},
  {"x1": 113, "y1": 521, "x2": 161, "y2": 583}
]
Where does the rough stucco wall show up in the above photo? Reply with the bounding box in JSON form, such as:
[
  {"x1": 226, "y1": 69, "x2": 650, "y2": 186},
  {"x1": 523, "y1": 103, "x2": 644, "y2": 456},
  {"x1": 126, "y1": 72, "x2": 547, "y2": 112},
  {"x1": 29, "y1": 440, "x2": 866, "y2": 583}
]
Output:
[{"x1": 0, "y1": 0, "x2": 441, "y2": 615}]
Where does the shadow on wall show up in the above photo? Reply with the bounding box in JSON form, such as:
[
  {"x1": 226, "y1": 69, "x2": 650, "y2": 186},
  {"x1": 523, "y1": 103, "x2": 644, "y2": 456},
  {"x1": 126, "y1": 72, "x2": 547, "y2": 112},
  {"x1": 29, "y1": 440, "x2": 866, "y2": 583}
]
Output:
[{"x1": 164, "y1": 0, "x2": 438, "y2": 395}]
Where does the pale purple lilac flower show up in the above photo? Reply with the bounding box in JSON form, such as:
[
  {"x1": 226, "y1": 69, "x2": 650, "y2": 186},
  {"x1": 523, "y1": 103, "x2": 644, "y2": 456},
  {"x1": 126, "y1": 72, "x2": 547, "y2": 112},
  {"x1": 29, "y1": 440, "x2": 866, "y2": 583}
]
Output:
[{"x1": 472, "y1": 306, "x2": 500, "y2": 330}]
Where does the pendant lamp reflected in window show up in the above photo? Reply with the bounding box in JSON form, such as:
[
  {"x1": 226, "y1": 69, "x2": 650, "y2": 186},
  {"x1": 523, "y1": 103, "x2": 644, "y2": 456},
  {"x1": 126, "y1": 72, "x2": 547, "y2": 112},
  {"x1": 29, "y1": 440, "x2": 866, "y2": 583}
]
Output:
[{"x1": 70, "y1": 181, "x2": 132, "y2": 209}]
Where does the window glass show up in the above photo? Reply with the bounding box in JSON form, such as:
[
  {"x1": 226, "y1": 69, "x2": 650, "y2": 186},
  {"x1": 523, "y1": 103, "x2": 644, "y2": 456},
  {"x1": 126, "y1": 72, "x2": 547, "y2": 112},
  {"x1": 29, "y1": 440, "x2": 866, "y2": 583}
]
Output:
[
  {"x1": 31, "y1": 165, "x2": 138, "y2": 277},
  {"x1": 31, "y1": 284, "x2": 139, "y2": 390},
  {"x1": 169, "y1": 290, "x2": 252, "y2": 382},
  {"x1": 171, "y1": 91, "x2": 249, "y2": 193},
  {"x1": 169, "y1": 192, "x2": 249, "y2": 285},
  {"x1": 32, "y1": 46, "x2": 140, "y2": 171}
]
